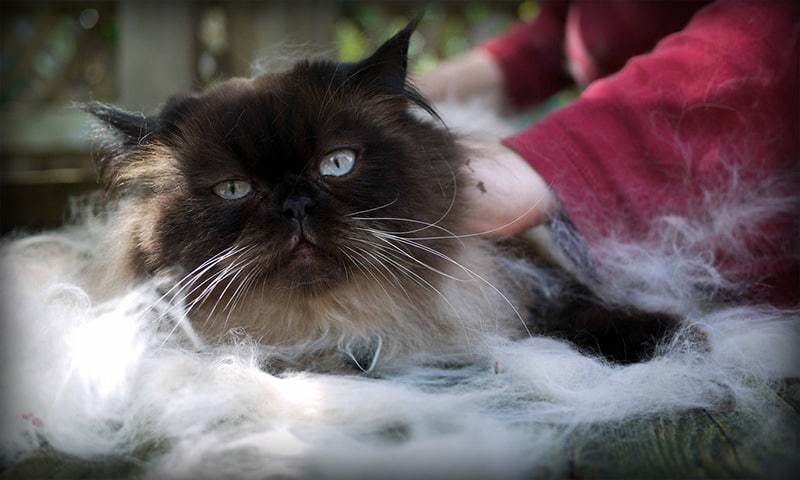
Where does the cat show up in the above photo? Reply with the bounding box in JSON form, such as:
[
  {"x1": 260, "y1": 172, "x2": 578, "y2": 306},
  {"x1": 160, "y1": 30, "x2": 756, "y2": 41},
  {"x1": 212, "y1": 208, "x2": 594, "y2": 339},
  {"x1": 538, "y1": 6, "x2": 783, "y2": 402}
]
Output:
[{"x1": 82, "y1": 19, "x2": 690, "y2": 373}]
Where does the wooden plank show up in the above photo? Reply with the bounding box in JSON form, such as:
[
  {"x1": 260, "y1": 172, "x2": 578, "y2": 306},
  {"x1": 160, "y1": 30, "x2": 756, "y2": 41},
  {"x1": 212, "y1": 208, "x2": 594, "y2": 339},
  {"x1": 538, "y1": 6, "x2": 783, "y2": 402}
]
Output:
[
  {"x1": 0, "y1": 108, "x2": 93, "y2": 157},
  {"x1": 707, "y1": 385, "x2": 800, "y2": 479},
  {"x1": 0, "y1": 182, "x2": 98, "y2": 234},
  {"x1": 776, "y1": 378, "x2": 800, "y2": 414},
  {"x1": 118, "y1": 0, "x2": 194, "y2": 113},
  {"x1": 570, "y1": 409, "x2": 746, "y2": 478},
  {"x1": 228, "y1": 1, "x2": 337, "y2": 77},
  {"x1": 0, "y1": 452, "x2": 142, "y2": 480}
]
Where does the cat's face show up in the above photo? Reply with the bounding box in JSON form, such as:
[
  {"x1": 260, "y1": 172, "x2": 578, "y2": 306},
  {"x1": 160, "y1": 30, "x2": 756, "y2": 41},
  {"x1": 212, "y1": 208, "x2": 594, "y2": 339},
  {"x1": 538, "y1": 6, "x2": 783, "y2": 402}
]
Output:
[{"x1": 88, "y1": 21, "x2": 466, "y2": 299}]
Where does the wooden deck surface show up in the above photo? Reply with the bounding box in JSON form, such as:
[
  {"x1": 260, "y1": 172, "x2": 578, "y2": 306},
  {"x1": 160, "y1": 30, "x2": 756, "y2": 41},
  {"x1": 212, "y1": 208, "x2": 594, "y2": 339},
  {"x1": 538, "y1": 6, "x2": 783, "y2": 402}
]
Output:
[
  {"x1": 3, "y1": 379, "x2": 799, "y2": 479},
  {"x1": 565, "y1": 379, "x2": 800, "y2": 479}
]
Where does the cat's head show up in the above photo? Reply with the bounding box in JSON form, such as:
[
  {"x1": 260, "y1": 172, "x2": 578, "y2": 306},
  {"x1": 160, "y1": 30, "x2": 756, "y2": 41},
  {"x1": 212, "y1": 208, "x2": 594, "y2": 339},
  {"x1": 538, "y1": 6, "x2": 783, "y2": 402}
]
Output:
[{"x1": 86, "y1": 19, "x2": 466, "y2": 302}]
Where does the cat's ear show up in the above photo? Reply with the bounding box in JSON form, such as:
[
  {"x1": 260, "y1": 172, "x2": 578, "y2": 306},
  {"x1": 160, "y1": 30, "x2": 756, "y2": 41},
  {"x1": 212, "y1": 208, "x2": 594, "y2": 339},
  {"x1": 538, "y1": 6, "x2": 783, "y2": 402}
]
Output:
[
  {"x1": 83, "y1": 93, "x2": 201, "y2": 147},
  {"x1": 82, "y1": 102, "x2": 157, "y2": 146},
  {"x1": 83, "y1": 95, "x2": 201, "y2": 190},
  {"x1": 353, "y1": 15, "x2": 421, "y2": 92},
  {"x1": 350, "y1": 15, "x2": 440, "y2": 120},
  {"x1": 158, "y1": 93, "x2": 201, "y2": 133}
]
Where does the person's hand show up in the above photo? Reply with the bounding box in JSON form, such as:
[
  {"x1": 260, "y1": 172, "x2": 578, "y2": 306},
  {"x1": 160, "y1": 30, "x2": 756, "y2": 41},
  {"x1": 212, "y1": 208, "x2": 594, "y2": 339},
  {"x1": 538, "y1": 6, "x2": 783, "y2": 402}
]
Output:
[
  {"x1": 459, "y1": 140, "x2": 555, "y2": 237},
  {"x1": 415, "y1": 49, "x2": 504, "y2": 103}
]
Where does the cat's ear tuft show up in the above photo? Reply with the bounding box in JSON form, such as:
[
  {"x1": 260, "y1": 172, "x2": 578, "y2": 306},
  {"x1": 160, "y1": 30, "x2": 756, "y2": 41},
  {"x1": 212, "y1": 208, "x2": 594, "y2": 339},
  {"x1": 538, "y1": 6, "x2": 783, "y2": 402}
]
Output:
[
  {"x1": 82, "y1": 102, "x2": 156, "y2": 146},
  {"x1": 354, "y1": 14, "x2": 422, "y2": 92}
]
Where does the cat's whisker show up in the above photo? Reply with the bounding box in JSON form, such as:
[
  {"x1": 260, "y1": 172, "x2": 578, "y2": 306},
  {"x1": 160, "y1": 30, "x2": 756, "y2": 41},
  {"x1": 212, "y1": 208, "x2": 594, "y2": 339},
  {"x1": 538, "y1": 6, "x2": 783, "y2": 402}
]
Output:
[
  {"x1": 173, "y1": 244, "x2": 246, "y2": 287},
  {"x1": 342, "y1": 245, "x2": 398, "y2": 305},
  {"x1": 337, "y1": 247, "x2": 355, "y2": 282},
  {"x1": 164, "y1": 246, "x2": 253, "y2": 313},
  {"x1": 352, "y1": 220, "x2": 461, "y2": 242},
  {"x1": 159, "y1": 245, "x2": 256, "y2": 344},
  {"x1": 340, "y1": 246, "x2": 377, "y2": 287},
  {"x1": 352, "y1": 228, "x2": 529, "y2": 339},
  {"x1": 162, "y1": 266, "x2": 240, "y2": 344},
  {"x1": 352, "y1": 146, "x2": 458, "y2": 238},
  {"x1": 348, "y1": 238, "x2": 439, "y2": 296},
  {"x1": 180, "y1": 246, "x2": 257, "y2": 314},
  {"x1": 349, "y1": 242, "x2": 426, "y2": 294},
  {"x1": 342, "y1": 245, "x2": 404, "y2": 310},
  {"x1": 149, "y1": 245, "x2": 239, "y2": 310},
  {"x1": 347, "y1": 235, "x2": 439, "y2": 279},
  {"x1": 368, "y1": 231, "x2": 532, "y2": 338},
  {"x1": 405, "y1": 196, "x2": 548, "y2": 241},
  {"x1": 198, "y1": 256, "x2": 262, "y2": 335},
  {"x1": 155, "y1": 250, "x2": 246, "y2": 341},
  {"x1": 368, "y1": 249, "x2": 433, "y2": 296},
  {"x1": 345, "y1": 196, "x2": 399, "y2": 217},
  {"x1": 364, "y1": 246, "x2": 474, "y2": 343},
  {"x1": 352, "y1": 246, "x2": 412, "y2": 301},
  {"x1": 347, "y1": 235, "x2": 475, "y2": 331},
  {"x1": 353, "y1": 233, "x2": 470, "y2": 282},
  {"x1": 200, "y1": 253, "x2": 263, "y2": 328},
  {"x1": 191, "y1": 255, "x2": 256, "y2": 318},
  {"x1": 318, "y1": 61, "x2": 343, "y2": 122},
  {"x1": 368, "y1": 249, "x2": 417, "y2": 302},
  {"x1": 338, "y1": 247, "x2": 378, "y2": 307},
  {"x1": 222, "y1": 263, "x2": 262, "y2": 330},
  {"x1": 413, "y1": 151, "x2": 459, "y2": 235}
]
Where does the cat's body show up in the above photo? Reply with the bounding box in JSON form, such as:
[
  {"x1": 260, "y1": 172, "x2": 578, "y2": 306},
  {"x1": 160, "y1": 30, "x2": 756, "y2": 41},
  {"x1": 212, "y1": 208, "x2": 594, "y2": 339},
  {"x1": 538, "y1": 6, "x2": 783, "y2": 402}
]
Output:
[{"x1": 84, "y1": 20, "x2": 687, "y2": 372}]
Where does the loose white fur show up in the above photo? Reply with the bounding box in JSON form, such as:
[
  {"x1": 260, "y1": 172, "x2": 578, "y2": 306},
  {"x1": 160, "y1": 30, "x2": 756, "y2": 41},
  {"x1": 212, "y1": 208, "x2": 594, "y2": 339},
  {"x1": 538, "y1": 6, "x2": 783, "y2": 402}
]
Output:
[{"x1": 1, "y1": 103, "x2": 798, "y2": 479}]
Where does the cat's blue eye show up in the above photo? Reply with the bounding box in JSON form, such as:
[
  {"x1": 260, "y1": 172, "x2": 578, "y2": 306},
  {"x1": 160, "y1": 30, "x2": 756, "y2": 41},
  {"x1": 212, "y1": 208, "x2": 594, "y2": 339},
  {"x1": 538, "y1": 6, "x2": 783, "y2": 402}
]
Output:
[
  {"x1": 320, "y1": 149, "x2": 356, "y2": 177},
  {"x1": 213, "y1": 180, "x2": 252, "y2": 200}
]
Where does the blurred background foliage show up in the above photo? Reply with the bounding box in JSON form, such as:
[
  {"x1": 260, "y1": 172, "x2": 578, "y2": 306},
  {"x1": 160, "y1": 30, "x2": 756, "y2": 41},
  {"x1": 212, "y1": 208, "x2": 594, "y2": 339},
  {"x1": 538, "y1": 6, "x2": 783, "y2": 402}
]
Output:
[
  {"x1": 1, "y1": 2, "x2": 118, "y2": 109},
  {"x1": 0, "y1": 1, "x2": 547, "y2": 234}
]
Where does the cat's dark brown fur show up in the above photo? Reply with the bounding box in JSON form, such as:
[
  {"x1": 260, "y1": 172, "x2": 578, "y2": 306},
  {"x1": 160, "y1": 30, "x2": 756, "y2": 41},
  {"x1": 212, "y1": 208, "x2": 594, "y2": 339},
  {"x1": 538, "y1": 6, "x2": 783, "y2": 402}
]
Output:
[{"x1": 84, "y1": 20, "x2": 690, "y2": 370}]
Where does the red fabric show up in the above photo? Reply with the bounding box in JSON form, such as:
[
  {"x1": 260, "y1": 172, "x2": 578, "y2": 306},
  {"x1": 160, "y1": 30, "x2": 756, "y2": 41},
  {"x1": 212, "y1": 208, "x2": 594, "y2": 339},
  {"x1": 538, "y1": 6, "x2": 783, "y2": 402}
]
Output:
[
  {"x1": 491, "y1": 1, "x2": 800, "y2": 306},
  {"x1": 482, "y1": 2, "x2": 571, "y2": 108},
  {"x1": 484, "y1": 1, "x2": 706, "y2": 107}
]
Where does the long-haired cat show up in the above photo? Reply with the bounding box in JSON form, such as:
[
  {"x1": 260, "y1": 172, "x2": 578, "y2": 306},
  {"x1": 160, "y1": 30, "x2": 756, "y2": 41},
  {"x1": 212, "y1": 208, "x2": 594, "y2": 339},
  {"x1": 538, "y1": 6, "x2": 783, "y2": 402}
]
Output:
[{"x1": 83, "y1": 19, "x2": 687, "y2": 372}]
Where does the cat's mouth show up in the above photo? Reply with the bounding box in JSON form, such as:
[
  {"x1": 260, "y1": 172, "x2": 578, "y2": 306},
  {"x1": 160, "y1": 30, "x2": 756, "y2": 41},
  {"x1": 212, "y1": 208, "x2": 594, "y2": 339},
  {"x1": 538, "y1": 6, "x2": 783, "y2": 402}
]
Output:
[
  {"x1": 286, "y1": 229, "x2": 324, "y2": 265},
  {"x1": 262, "y1": 225, "x2": 346, "y2": 292},
  {"x1": 291, "y1": 239, "x2": 317, "y2": 260},
  {"x1": 281, "y1": 234, "x2": 343, "y2": 292}
]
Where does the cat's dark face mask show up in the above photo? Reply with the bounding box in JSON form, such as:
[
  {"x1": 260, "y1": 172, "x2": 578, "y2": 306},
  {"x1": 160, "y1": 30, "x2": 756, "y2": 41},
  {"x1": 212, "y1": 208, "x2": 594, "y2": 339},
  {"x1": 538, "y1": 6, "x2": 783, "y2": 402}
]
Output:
[{"x1": 84, "y1": 18, "x2": 467, "y2": 296}]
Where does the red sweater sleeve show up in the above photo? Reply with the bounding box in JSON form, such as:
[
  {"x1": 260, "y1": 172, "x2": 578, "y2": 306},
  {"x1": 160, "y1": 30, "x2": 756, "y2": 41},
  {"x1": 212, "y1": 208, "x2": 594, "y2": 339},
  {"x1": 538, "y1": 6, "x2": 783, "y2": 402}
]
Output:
[
  {"x1": 504, "y1": 1, "x2": 800, "y2": 305},
  {"x1": 482, "y1": 2, "x2": 572, "y2": 108},
  {"x1": 482, "y1": 1, "x2": 705, "y2": 108}
]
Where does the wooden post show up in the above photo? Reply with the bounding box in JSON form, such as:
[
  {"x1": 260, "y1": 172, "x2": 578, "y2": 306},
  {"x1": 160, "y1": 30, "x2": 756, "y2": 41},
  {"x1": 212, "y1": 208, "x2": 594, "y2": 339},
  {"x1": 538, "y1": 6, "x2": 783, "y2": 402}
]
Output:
[
  {"x1": 228, "y1": 1, "x2": 337, "y2": 77},
  {"x1": 118, "y1": 0, "x2": 194, "y2": 113}
]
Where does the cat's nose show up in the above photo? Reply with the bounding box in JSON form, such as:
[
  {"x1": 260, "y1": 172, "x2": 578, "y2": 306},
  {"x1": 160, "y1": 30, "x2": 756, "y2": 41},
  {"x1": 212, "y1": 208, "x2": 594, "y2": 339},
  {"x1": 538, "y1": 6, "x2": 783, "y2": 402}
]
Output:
[{"x1": 282, "y1": 196, "x2": 315, "y2": 220}]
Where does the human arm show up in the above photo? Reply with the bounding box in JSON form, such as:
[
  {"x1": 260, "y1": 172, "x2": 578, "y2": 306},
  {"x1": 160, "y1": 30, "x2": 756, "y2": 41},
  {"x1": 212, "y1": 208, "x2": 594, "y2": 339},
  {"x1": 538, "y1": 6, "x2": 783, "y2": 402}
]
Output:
[
  {"x1": 418, "y1": 1, "x2": 705, "y2": 108},
  {"x1": 491, "y1": 1, "x2": 799, "y2": 304},
  {"x1": 460, "y1": 140, "x2": 555, "y2": 238},
  {"x1": 416, "y1": 1, "x2": 571, "y2": 107}
]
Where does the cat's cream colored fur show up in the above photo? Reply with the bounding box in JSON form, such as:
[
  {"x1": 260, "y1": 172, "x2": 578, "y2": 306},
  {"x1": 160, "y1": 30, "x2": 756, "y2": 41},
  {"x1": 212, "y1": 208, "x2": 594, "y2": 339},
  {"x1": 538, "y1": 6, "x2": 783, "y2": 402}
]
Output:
[{"x1": 204, "y1": 239, "x2": 530, "y2": 370}]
